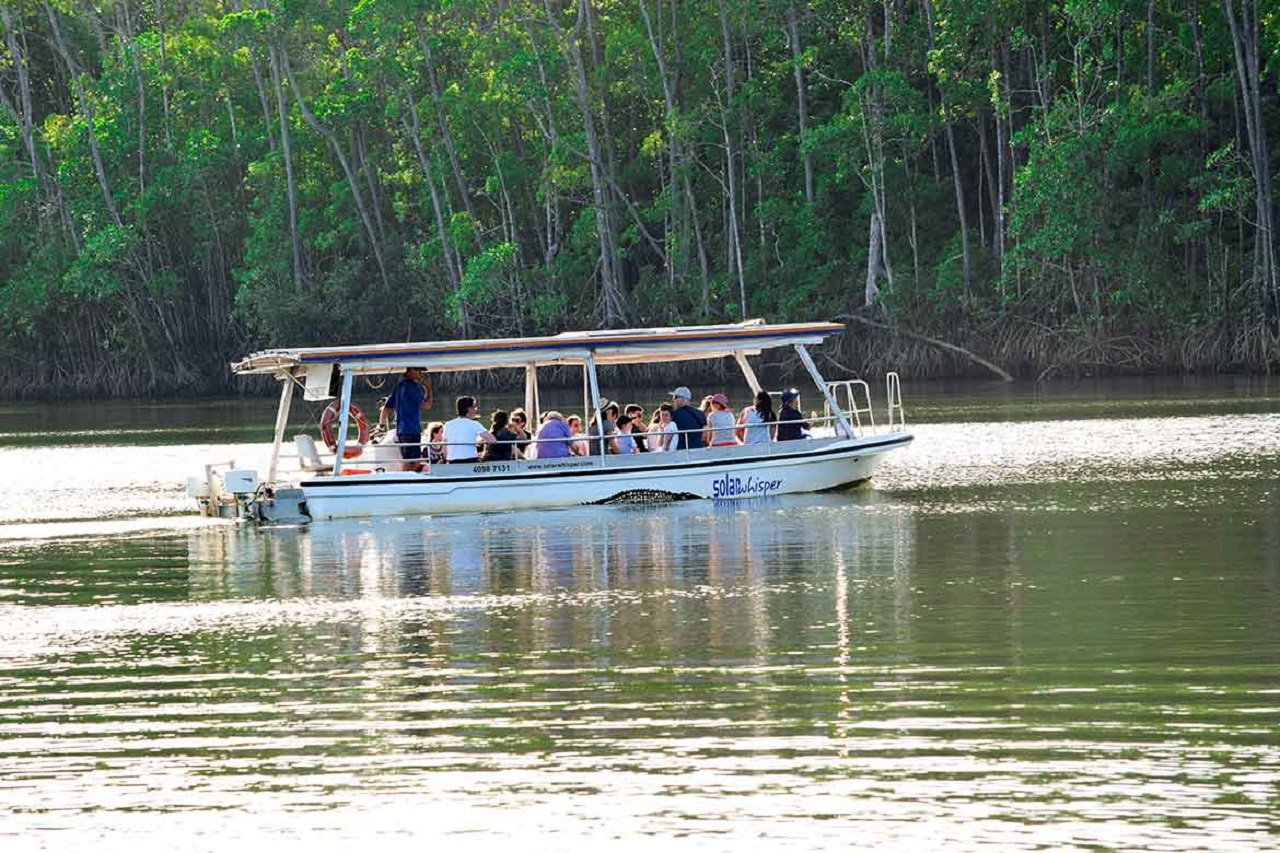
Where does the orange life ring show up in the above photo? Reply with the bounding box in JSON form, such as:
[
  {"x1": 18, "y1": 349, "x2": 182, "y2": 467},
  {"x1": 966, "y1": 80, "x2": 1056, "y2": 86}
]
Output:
[{"x1": 319, "y1": 401, "x2": 369, "y2": 459}]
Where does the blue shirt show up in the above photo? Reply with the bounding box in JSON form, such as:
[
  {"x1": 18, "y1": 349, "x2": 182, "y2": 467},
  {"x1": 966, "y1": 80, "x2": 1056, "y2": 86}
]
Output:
[
  {"x1": 534, "y1": 418, "x2": 574, "y2": 458},
  {"x1": 670, "y1": 405, "x2": 706, "y2": 449},
  {"x1": 386, "y1": 377, "x2": 425, "y2": 435}
]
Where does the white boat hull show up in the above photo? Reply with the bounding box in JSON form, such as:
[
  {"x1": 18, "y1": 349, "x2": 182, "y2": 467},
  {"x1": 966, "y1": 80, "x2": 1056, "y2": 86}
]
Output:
[{"x1": 295, "y1": 433, "x2": 912, "y2": 520}]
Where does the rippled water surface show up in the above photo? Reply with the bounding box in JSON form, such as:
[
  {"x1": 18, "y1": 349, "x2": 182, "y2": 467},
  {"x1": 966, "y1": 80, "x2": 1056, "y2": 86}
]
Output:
[{"x1": 1, "y1": 379, "x2": 1278, "y2": 851}]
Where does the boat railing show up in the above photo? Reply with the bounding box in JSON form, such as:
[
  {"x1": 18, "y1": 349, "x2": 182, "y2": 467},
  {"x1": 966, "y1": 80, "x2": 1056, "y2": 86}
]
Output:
[
  {"x1": 291, "y1": 409, "x2": 887, "y2": 476},
  {"x1": 187, "y1": 458, "x2": 239, "y2": 501},
  {"x1": 824, "y1": 375, "x2": 909, "y2": 437},
  {"x1": 886, "y1": 371, "x2": 906, "y2": 431},
  {"x1": 824, "y1": 380, "x2": 875, "y2": 437}
]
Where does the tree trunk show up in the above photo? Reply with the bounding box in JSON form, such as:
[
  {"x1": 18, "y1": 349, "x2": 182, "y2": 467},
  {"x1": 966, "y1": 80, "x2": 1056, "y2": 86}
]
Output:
[
  {"x1": 417, "y1": 22, "x2": 478, "y2": 226},
  {"x1": 152, "y1": 0, "x2": 172, "y2": 148},
  {"x1": 639, "y1": 0, "x2": 710, "y2": 316},
  {"x1": 977, "y1": 120, "x2": 988, "y2": 248},
  {"x1": 282, "y1": 48, "x2": 390, "y2": 293},
  {"x1": 266, "y1": 44, "x2": 304, "y2": 291},
  {"x1": 521, "y1": 18, "x2": 560, "y2": 267},
  {"x1": 45, "y1": 2, "x2": 121, "y2": 229},
  {"x1": 354, "y1": 127, "x2": 389, "y2": 250},
  {"x1": 1146, "y1": 0, "x2": 1156, "y2": 96},
  {"x1": 865, "y1": 211, "x2": 883, "y2": 307},
  {"x1": 402, "y1": 92, "x2": 463, "y2": 318},
  {"x1": 1189, "y1": 0, "x2": 1206, "y2": 122},
  {"x1": 1, "y1": 9, "x2": 78, "y2": 252},
  {"x1": 1221, "y1": 0, "x2": 1278, "y2": 315},
  {"x1": 906, "y1": 160, "x2": 921, "y2": 286},
  {"x1": 786, "y1": 5, "x2": 814, "y2": 204},
  {"x1": 922, "y1": 0, "x2": 972, "y2": 295},
  {"x1": 859, "y1": 27, "x2": 894, "y2": 299},
  {"x1": 584, "y1": 0, "x2": 626, "y2": 296},
  {"x1": 993, "y1": 45, "x2": 1010, "y2": 274},
  {"x1": 543, "y1": 0, "x2": 626, "y2": 323},
  {"x1": 0, "y1": 8, "x2": 50, "y2": 201},
  {"x1": 716, "y1": 0, "x2": 747, "y2": 317},
  {"x1": 654, "y1": 3, "x2": 681, "y2": 291},
  {"x1": 225, "y1": 0, "x2": 274, "y2": 150},
  {"x1": 118, "y1": 0, "x2": 147, "y2": 194}
]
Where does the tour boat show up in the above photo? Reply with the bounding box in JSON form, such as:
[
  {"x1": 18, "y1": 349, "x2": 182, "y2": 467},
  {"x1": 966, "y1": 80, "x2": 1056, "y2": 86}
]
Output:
[{"x1": 189, "y1": 320, "x2": 913, "y2": 522}]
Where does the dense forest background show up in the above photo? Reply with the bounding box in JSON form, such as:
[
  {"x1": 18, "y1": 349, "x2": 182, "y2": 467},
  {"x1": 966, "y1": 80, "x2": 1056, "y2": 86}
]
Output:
[{"x1": 0, "y1": 0, "x2": 1277, "y2": 397}]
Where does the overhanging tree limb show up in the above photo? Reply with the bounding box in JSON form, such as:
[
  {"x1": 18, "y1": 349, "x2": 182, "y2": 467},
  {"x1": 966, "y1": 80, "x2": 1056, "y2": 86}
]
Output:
[{"x1": 837, "y1": 314, "x2": 1015, "y2": 382}]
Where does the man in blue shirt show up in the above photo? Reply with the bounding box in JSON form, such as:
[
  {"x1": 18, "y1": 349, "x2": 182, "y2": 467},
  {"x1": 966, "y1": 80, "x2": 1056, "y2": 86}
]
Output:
[
  {"x1": 378, "y1": 367, "x2": 434, "y2": 462},
  {"x1": 669, "y1": 386, "x2": 707, "y2": 450}
]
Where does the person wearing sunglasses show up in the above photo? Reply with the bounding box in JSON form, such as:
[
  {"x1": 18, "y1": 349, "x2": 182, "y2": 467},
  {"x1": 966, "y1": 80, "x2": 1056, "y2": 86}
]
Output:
[
  {"x1": 509, "y1": 408, "x2": 532, "y2": 455},
  {"x1": 624, "y1": 403, "x2": 648, "y2": 452}
]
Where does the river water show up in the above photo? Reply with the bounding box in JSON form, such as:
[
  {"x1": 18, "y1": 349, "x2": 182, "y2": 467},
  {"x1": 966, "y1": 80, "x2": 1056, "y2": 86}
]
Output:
[{"x1": 1, "y1": 378, "x2": 1278, "y2": 851}]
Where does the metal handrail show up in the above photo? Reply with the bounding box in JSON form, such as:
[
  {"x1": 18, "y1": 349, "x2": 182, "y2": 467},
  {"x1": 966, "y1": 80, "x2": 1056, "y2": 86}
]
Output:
[
  {"x1": 424, "y1": 413, "x2": 838, "y2": 448},
  {"x1": 823, "y1": 380, "x2": 874, "y2": 437},
  {"x1": 298, "y1": 411, "x2": 851, "y2": 473},
  {"x1": 886, "y1": 372, "x2": 906, "y2": 431}
]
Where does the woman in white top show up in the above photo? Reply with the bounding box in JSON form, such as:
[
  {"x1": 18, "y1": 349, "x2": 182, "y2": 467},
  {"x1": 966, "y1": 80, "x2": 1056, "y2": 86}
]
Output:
[
  {"x1": 738, "y1": 390, "x2": 776, "y2": 445},
  {"x1": 648, "y1": 404, "x2": 676, "y2": 452},
  {"x1": 705, "y1": 393, "x2": 739, "y2": 447}
]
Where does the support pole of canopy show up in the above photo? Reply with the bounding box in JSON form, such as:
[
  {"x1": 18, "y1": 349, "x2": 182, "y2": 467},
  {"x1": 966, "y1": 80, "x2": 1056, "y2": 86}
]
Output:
[
  {"x1": 332, "y1": 368, "x2": 354, "y2": 475},
  {"x1": 795, "y1": 344, "x2": 855, "y2": 439},
  {"x1": 584, "y1": 352, "x2": 605, "y2": 457},
  {"x1": 267, "y1": 373, "x2": 295, "y2": 483},
  {"x1": 582, "y1": 362, "x2": 589, "y2": 427},
  {"x1": 524, "y1": 364, "x2": 539, "y2": 424},
  {"x1": 733, "y1": 350, "x2": 763, "y2": 394}
]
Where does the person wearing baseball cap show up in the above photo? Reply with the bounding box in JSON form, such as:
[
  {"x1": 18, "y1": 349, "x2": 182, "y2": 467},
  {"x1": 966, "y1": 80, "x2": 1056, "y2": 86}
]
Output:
[
  {"x1": 669, "y1": 385, "x2": 707, "y2": 450},
  {"x1": 378, "y1": 366, "x2": 435, "y2": 467},
  {"x1": 776, "y1": 388, "x2": 809, "y2": 441}
]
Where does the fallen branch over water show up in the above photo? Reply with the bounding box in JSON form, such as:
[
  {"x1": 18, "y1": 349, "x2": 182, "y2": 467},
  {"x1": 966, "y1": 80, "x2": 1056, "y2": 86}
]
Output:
[{"x1": 837, "y1": 314, "x2": 1015, "y2": 382}]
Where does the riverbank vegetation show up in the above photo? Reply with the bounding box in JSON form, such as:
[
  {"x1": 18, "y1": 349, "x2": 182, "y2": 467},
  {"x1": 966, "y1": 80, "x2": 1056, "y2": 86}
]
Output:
[{"x1": 0, "y1": 0, "x2": 1277, "y2": 397}]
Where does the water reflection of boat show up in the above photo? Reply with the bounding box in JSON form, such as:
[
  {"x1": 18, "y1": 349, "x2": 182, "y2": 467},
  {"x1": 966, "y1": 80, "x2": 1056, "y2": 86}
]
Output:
[
  {"x1": 183, "y1": 496, "x2": 921, "y2": 690},
  {"x1": 191, "y1": 321, "x2": 912, "y2": 522},
  {"x1": 186, "y1": 495, "x2": 918, "y2": 606}
]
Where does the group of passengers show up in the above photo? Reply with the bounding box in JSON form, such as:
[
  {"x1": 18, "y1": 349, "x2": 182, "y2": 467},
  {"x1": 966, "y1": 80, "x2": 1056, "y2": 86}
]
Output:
[{"x1": 376, "y1": 366, "x2": 811, "y2": 468}]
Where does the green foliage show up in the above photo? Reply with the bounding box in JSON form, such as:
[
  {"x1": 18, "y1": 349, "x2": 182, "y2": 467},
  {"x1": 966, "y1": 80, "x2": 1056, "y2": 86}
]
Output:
[
  {"x1": 1196, "y1": 143, "x2": 1251, "y2": 214},
  {"x1": 450, "y1": 241, "x2": 517, "y2": 323},
  {"x1": 0, "y1": 0, "x2": 1278, "y2": 396}
]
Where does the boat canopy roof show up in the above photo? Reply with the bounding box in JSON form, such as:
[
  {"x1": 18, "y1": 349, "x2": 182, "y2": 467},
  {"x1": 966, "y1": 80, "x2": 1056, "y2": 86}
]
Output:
[{"x1": 232, "y1": 320, "x2": 844, "y2": 377}]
